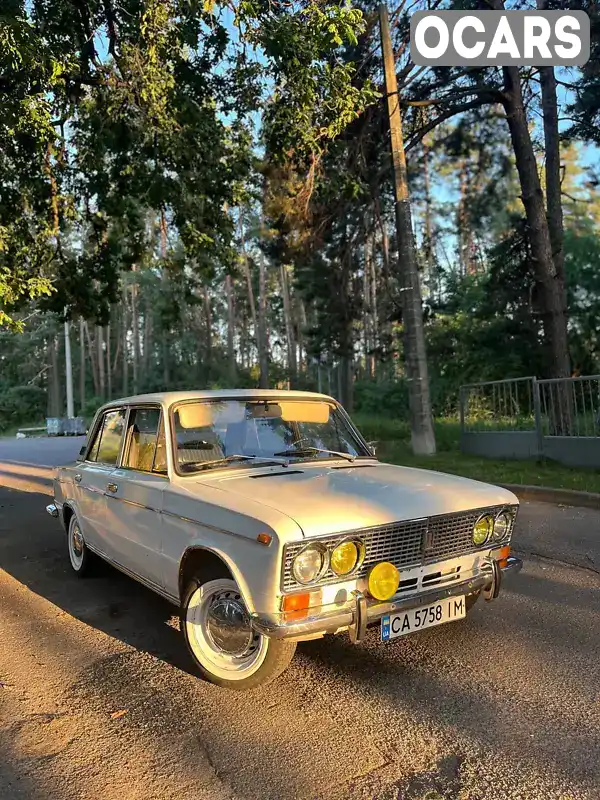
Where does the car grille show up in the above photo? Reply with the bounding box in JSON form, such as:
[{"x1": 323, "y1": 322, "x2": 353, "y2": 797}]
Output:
[{"x1": 282, "y1": 505, "x2": 517, "y2": 591}]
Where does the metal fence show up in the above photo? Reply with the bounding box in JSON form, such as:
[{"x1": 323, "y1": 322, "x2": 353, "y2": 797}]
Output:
[{"x1": 459, "y1": 375, "x2": 600, "y2": 468}]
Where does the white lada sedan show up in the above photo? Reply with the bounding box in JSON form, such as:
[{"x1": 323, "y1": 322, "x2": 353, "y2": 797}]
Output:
[{"x1": 46, "y1": 390, "x2": 522, "y2": 690}]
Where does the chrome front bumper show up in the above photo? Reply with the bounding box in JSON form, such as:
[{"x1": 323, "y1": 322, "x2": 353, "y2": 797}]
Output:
[{"x1": 251, "y1": 556, "x2": 523, "y2": 643}]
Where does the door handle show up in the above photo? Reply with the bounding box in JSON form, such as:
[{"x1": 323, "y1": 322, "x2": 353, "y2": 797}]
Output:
[
  {"x1": 74, "y1": 474, "x2": 82, "y2": 483},
  {"x1": 106, "y1": 483, "x2": 118, "y2": 493}
]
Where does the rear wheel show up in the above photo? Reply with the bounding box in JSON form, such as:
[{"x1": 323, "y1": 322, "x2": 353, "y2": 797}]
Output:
[
  {"x1": 181, "y1": 577, "x2": 296, "y2": 690},
  {"x1": 67, "y1": 514, "x2": 95, "y2": 577}
]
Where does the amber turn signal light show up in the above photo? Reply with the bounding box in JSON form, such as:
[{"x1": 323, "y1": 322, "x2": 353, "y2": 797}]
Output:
[
  {"x1": 282, "y1": 591, "x2": 313, "y2": 621},
  {"x1": 256, "y1": 533, "x2": 272, "y2": 545},
  {"x1": 282, "y1": 593, "x2": 310, "y2": 612},
  {"x1": 495, "y1": 545, "x2": 511, "y2": 568}
]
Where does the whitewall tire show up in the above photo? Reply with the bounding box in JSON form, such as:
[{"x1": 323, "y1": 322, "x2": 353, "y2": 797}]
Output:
[
  {"x1": 67, "y1": 513, "x2": 94, "y2": 577},
  {"x1": 181, "y1": 577, "x2": 296, "y2": 690}
]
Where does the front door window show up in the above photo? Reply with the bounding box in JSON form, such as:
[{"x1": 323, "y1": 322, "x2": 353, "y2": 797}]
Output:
[{"x1": 88, "y1": 409, "x2": 127, "y2": 466}]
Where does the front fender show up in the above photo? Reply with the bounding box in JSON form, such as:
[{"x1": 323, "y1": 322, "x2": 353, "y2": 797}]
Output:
[{"x1": 163, "y1": 514, "x2": 294, "y2": 616}]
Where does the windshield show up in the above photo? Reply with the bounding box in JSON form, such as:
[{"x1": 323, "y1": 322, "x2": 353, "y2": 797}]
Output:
[{"x1": 171, "y1": 399, "x2": 371, "y2": 473}]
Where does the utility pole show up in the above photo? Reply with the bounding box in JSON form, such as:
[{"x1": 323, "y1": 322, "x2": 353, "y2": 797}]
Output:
[
  {"x1": 378, "y1": 3, "x2": 436, "y2": 455},
  {"x1": 64, "y1": 314, "x2": 74, "y2": 418}
]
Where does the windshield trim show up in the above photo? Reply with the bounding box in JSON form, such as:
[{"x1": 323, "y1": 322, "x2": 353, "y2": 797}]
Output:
[{"x1": 168, "y1": 395, "x2": 371, "y2": 477}]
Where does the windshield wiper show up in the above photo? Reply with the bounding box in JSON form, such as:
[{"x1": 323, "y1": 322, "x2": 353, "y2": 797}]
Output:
[
  {"x1": 182, "y1": 454, "x2": 290, "y2": 472},
  {"x1": 273, "y1": 446, "x2": 356, "y2": 462}
]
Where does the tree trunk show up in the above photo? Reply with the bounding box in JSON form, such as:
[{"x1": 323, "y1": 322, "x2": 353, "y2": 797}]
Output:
[
  {"x1": 457, "y1": 160, "x2": 470, "y2": 278},
  {"x1": 258, "y1": 247, "x2": 269, "y2": 389},
  {"x1": 500, "y1": 64, "x2": 570, "y2": 380},
  {"x1": 162, "y1": 333, "x2": 170, "y2": 388},
  {"x1": 423, "y1": 135, "x2": 436, "y2": 302},
  {"x1": 131, "y1": 271, "x2": 140, "y2": 394},
  {"x1": 536, "y1": 0, "x2": 565, "y2": 289},
  {"x1": 280, "y1": 265, "x2": 297, "y2": 387},
  {"x1": 203, "y1": 286, "x2": 212, "y2": 368},
  {"x1": 297, "y1": 298, "x2": 307, "y2": 380},
  {"x1": 96, "y1": 326, "x2": 105, "y2": 399},
  {"x1": 64, "y1": 319, "x2": 74, "y2": 418},
  {"x1": 369, "y1": 232, "x2": 379, "y2": 374},
  {"x1": 84, "y1": 322, "x2": 99, "y2": 397},
  {"x1": 239, "y1": 216, "x2": 259, "y2": 362},
  {"x1": 122, "y1": 289, "x2": 129, "y2": 396},
  {"x1": 363, "y1": 233, "x2": 373, "y2": 379},
  {"x1": 144, "y1": 303, "x2": 152, "y2": 374},
  {"x1": 379, "y1": 3, "x2": 436, "y2": 455},
  {"x1": 106, "y1": 322, "x2": 112, "y2": 400},
  {"x1": 79, "y1": 317, "x2": 86, "y2": 414},
  {"x1": 48, "y1": 336, "x2": 61, "y2": 418},
  {"x1": 225, "y1": 274, "x2": 236, "y2": 384}
]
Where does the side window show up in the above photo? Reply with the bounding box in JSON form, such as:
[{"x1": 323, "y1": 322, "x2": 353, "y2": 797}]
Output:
[
  {"x1": 87, "y1": 420, "x2": 103, "y2": 462},
  {"x1": 91, "y1": 409, "x2": 126, "y2": 465},
  {"x1": 124, "y1": 407, "x2": 167, "y2": 474}
]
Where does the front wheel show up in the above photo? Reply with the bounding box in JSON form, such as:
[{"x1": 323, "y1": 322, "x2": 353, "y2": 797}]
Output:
[{"x1": 181, "y1": 577, "x2": 296, "y2": 690}]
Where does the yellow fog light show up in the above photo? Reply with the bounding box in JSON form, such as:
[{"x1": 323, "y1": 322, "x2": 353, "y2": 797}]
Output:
[
  {"x1": 330, "y1": 540, "x2": 360, "y2": 576},
  {"x1": 367, "y1": 561, "x2": 400, "y2": 601},
  {"x1": 473, "y1": 514, "x2": 494, "y2": 545}
]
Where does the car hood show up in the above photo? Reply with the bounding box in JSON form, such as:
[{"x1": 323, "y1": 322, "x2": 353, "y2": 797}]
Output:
[{"x1": 197, "y1": 461, "x2": 518, "y2": 537}]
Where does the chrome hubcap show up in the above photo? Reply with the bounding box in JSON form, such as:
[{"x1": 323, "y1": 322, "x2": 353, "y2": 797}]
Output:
[
  {"x1": 72, "y1": 526, "x2": 84, "y2": 556},
  {"x1": 206, "y1": 591, "x2": 254, "y2": 656}
]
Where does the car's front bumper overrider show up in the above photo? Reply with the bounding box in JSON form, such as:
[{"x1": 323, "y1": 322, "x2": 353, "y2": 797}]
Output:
[
  {"x1": 46, "y1": 503, "x2": 59, "y2": 518},
  {"x1": 251, "y1": 556, "x2": 523, "y2": 643}
]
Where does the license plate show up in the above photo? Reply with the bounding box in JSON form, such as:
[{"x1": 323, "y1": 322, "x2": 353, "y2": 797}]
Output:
[{"x1": 381, "y1": 595, "x2": 466, "y2": 641}]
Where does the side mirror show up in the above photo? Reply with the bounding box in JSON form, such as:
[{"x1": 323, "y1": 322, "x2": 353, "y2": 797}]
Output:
[{"x1": 367, "y1": 440, "x2": 378, "y2": 457}]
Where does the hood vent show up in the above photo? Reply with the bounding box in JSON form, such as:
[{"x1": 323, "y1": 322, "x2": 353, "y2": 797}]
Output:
[{"x1": 249, "y1": 470, "x2": 305, "y2": 479}]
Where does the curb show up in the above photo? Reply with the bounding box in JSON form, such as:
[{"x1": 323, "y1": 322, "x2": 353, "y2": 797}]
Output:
[{"x1": 500, "y1": 483, "x2": 600, "y2": 511}]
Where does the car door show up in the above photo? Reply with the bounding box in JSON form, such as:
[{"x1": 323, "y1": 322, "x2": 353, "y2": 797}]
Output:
[
  {"x1": 103, "y1": 406, "x2": 168, "y2": 590},
  {"x1": 73, "y1": 407, "x2": 127, "y2": 557}
]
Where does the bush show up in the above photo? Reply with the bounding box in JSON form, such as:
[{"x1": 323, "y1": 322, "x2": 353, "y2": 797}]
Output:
[
  {"x1": 353, "y1": 379, "x2": 410, "y2": 419},
  {"x1": 0, "y1": 385, "x2": 47, "y2": 432},
  {"x1": 79, "y1": 395, "x2": 107, "y2": 422}
]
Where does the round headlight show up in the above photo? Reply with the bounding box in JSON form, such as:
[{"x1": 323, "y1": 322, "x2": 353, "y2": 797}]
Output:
[
  {"x1": 330, "y1": 540, "x2": 361, "y2": 576},
  {"x1": 367, "y1": 561, "x2": 400, "y2": 601},
  {"x1": 493, "y1": 510, "x2": 513, "y2": 541},
  {"x1": 292, "y1": 544, "x2": 327, "y2": 585},
  {"x1": 473, "y1": 514, "x2": 494, "y2": 545}
]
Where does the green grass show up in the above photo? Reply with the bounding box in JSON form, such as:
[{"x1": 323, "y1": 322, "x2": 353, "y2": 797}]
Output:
[{"x1": 353, "y1": 414, "x2": 600, "y2": 494}]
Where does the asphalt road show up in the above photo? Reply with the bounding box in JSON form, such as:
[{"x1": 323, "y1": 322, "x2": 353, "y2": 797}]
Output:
[
  {"x1": 0, "y1": 435, "x2": 85, "y2": 467},
  {"x1": 0, "y1": 443, "x2": 599, "y2": 800}
]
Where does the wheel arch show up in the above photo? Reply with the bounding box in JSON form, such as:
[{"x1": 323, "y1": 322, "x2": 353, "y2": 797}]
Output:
[
  {"x1": 61, "y1": 502, "x2": 76, "y2": 533},
  {"x1": 179, "y1": 546, "x2": 246, "y2": 604}
]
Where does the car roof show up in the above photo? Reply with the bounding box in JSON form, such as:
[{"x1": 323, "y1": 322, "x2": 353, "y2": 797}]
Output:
[{"x1": 99, "y1": 388, "x2": 338, "y2": 409}]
